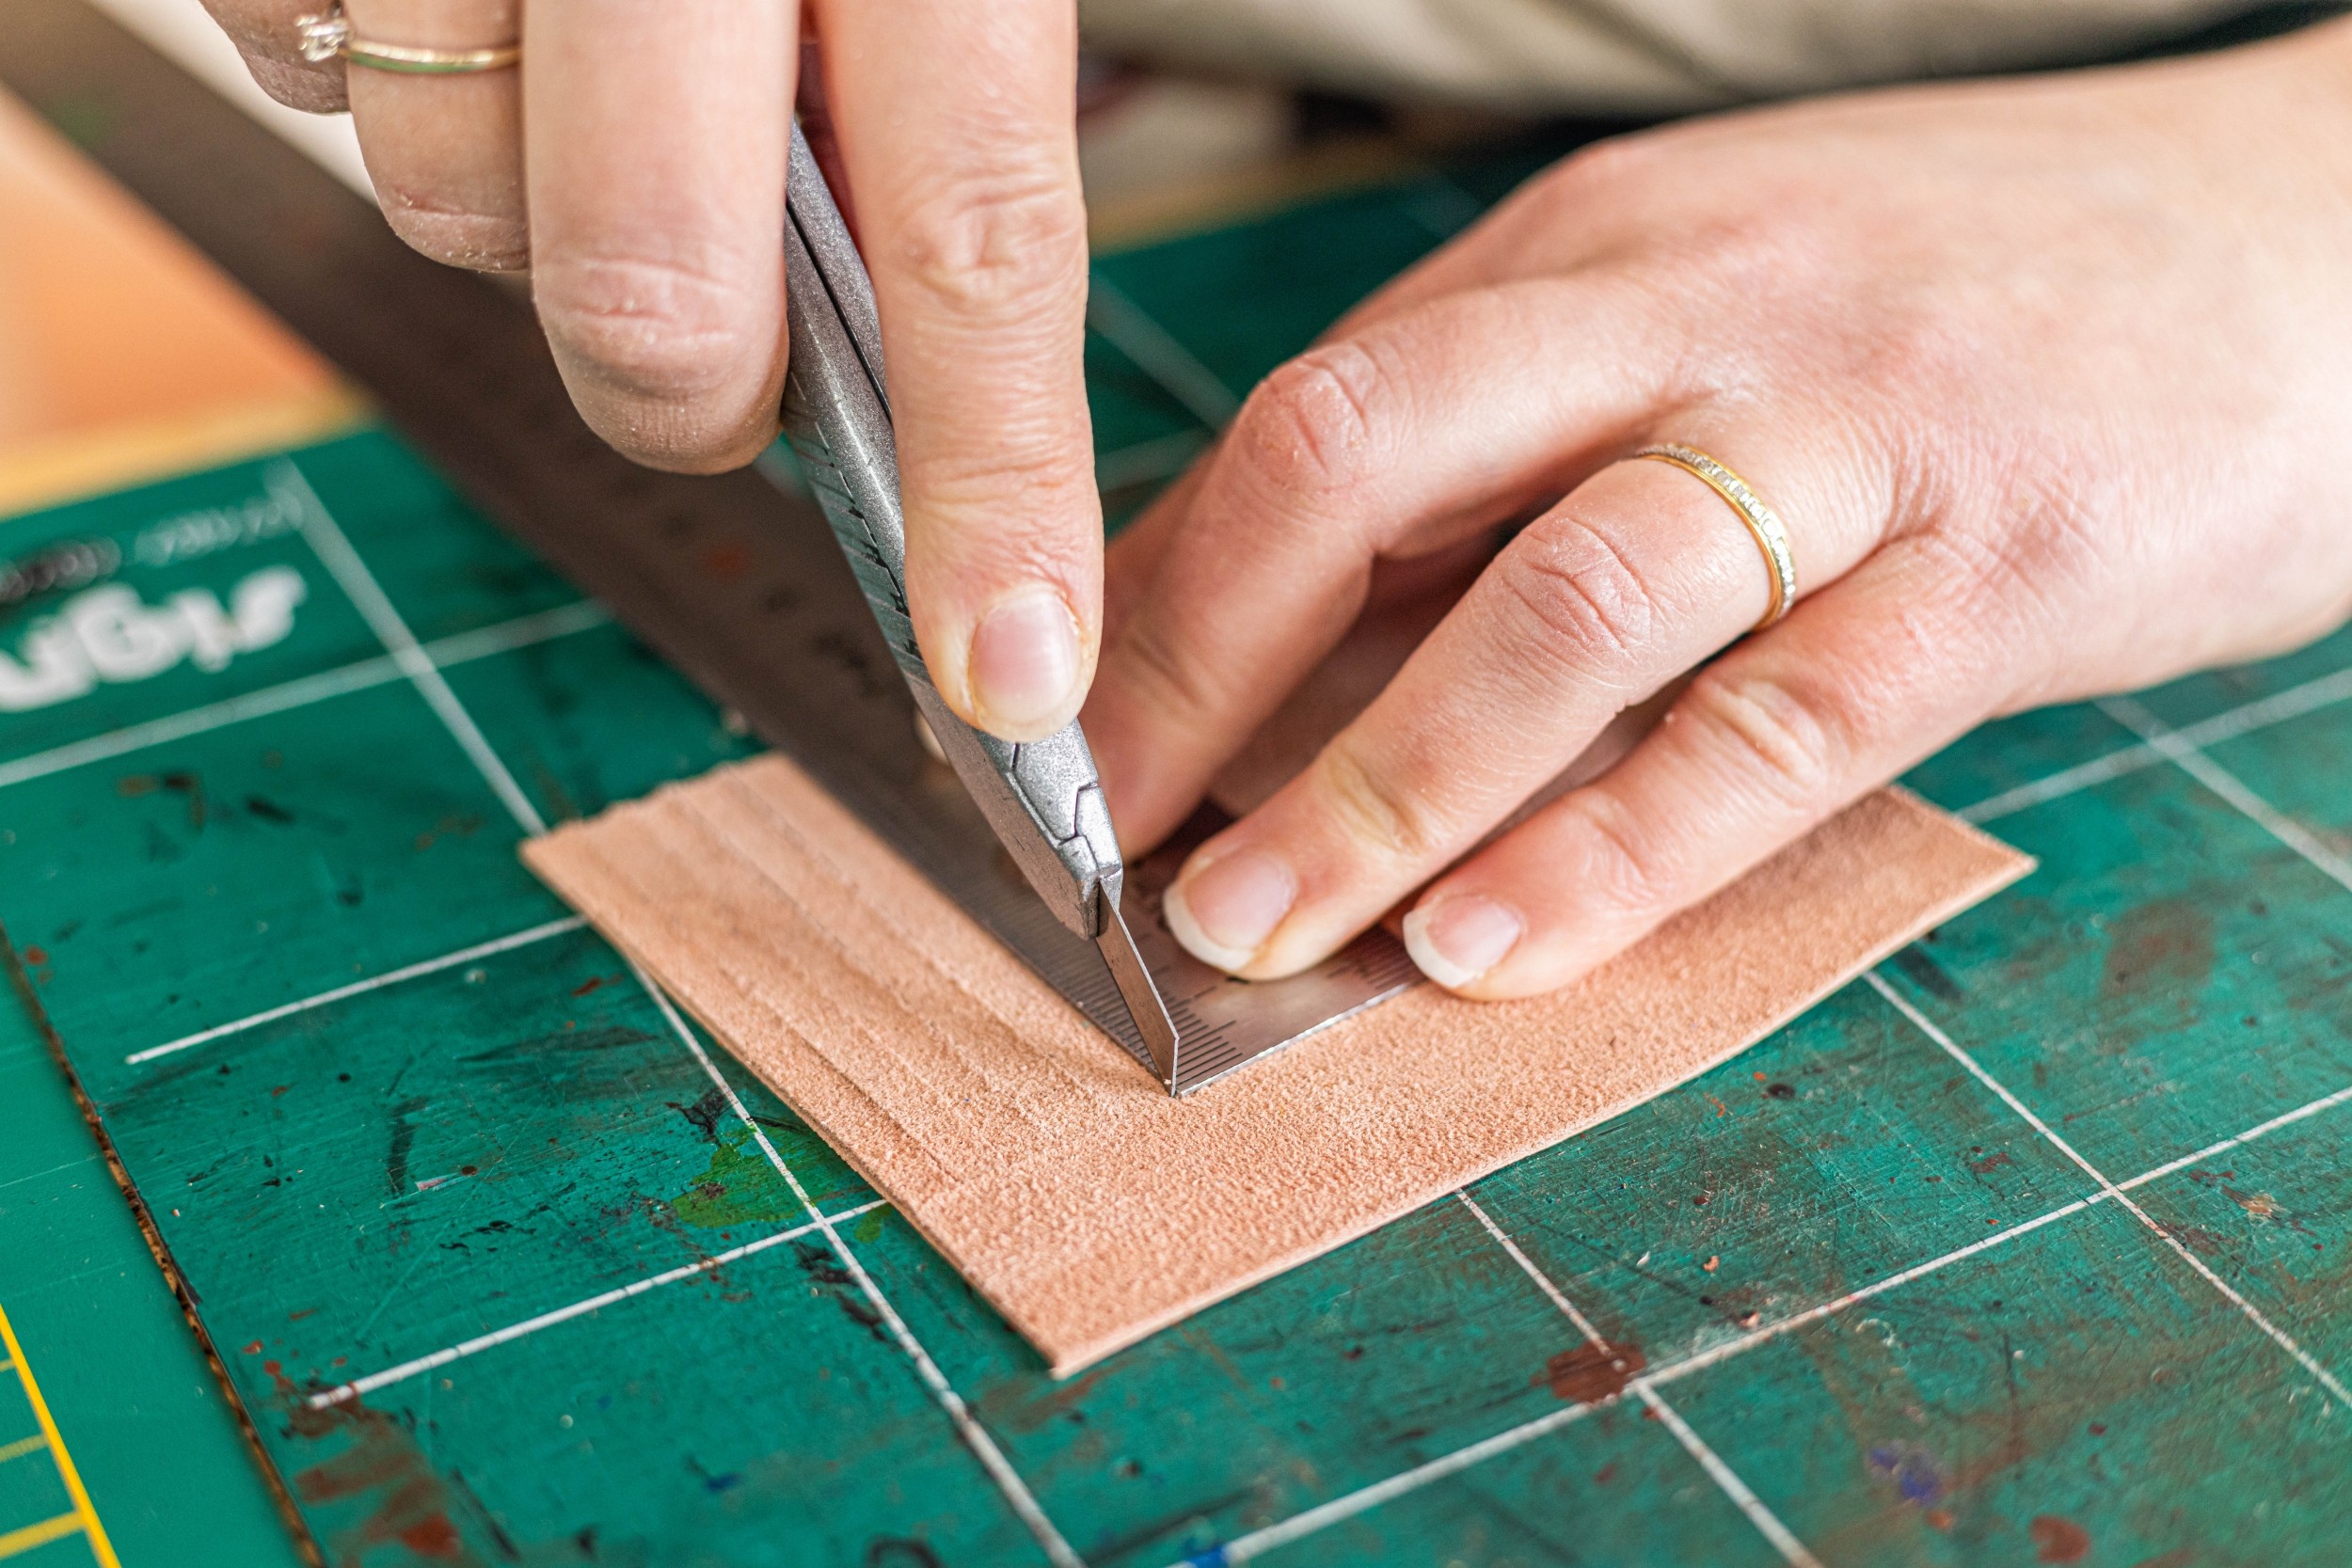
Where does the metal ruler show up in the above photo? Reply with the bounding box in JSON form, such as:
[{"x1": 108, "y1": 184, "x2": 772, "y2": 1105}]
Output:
[{"x1": 0, "y1": 0, "x2": 1416, "y2": 1095}]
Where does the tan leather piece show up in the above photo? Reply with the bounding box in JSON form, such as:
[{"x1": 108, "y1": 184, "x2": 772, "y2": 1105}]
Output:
[{"x1": 524, "y1": 754, "x2": 2029, "y2": 1375}]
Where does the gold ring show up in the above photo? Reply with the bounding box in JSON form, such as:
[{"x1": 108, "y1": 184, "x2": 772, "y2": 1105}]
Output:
[
  {"x1": 1632, "y1": 443, "x2": 1798, "y2": 630},
  {"x1": 297, "y1": 8, "x2": 519, "y2": 73}
]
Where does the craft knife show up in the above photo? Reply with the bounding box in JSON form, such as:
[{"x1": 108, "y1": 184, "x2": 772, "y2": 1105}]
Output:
[{"x1": 773, "y1": 124, "x2": 1185, "y2": 1085}]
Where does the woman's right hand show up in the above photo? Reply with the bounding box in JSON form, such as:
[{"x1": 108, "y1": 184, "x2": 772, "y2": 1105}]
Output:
[{"x1": 206, "y1": 0, "x2": 1106, "y2": 744}]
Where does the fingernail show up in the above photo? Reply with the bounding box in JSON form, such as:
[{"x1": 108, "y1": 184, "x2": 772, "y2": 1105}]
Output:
[
  {"x1": 1163, "y1": 848, "x2": 1295, "y2": 972},
  {"x1": 1403, "y1": 895, "x2": 1524, "y2": 990},
  {"x1": 967, "y1": 587, "x2": 1081, "y2": 737}
]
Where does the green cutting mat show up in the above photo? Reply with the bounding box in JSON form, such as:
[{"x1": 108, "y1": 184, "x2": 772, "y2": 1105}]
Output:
[{"x1": 6, "y1": 146, "x2": 2352, "y2": 1568}]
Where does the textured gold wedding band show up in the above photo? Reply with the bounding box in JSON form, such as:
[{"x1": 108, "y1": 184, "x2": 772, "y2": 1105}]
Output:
[
  {"x1": 1632, "y1": 444, "x2": 1798, "y2": 631},
  {"x1": 343, "y1": 39, "x2": 519, "y2": 73}
]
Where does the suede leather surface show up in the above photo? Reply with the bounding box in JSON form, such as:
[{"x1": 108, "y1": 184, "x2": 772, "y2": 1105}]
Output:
[{"x1": 524, "y1": 754, "x2": 2029, "y2": 1375}]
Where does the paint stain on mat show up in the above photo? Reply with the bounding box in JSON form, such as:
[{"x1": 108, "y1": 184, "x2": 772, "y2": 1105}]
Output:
[
  {"x1": 267, "y1": 1363, "x2": 488, "y2": 1567},
  {"x1": 2098, "y1": 898, "x2": 2213, "y2": 998},
  {"x1": 1546, "y1": 1340, "x2": 1645, "y2": 1404},
  {"x1": 2029, "y1": 1514, "x2": 2091, "y2": 1563}
]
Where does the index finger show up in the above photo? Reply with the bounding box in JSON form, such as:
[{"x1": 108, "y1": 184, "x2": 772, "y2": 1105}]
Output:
[{"x1": 811, "y1": 0, "x2": 1099, "y2": 743}]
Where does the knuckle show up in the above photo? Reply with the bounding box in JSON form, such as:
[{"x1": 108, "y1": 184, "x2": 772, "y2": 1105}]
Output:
[
  {"x1": 1489, "y1": 515, "x2": 1661, "y2": 675},
  {"x1": 1230, "y1": 342, "x2": 1391, "y2": 503},
  {"x1": 1310, "y1": 736, "x2": 1445, "y2": 866},
  {"x1": 1564, "y1": 790, "x2": 1682, "y2": 916},
  {"x1": 534, "y1": 251, "x2": 774, "y2": 403},
  {"x1": 905, "y1": 438, "x2": 1097, "y2": 521},
  {"x1": 1540, "y1": 134, "x2": 1655, "y2": 201},
  {"x1": 1914, "y1": 507, "x2": 2079, "y2": 644},
  {"x1": 1107, "y1": 614, "x2": 1232, "y2": 739},
  {"x1": 888, "y1": 172, "x2": 1088, "y2": 322},
  {"x1": 1683, "y1": 666, "x2": 1846, "y2": 809}
]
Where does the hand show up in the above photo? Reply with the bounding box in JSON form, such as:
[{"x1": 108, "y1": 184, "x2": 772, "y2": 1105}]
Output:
[
  {"x1": 205, "y1": 0, "x2": 1101, "y2": 741},
  {"x1": 1083, "y1": 19, "x2": 2352, "y2": 998}
]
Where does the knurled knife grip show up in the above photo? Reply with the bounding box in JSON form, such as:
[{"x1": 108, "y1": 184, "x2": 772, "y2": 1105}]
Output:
[{"x1": 776, "y1": 124, "x2": 1182, "y2": 1080}]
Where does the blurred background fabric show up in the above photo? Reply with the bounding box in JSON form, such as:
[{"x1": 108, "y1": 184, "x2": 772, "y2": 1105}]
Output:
[{"x1": 1077, "y1": 0, "x2": 2270, "y2": 111}]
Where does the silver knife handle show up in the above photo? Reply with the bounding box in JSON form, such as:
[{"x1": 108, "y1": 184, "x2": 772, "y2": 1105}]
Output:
[{"x1": 778, "y1": 124, "x2": 1124, "y2": 941}]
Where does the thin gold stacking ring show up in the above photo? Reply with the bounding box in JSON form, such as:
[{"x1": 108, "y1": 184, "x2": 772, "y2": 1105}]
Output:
[
  {"x1": 296, "y1": 7, "x2": 520, "y2": 73},
  {"x1": 1632, "y1": 443, "x2": 1798, "y2": 631}
]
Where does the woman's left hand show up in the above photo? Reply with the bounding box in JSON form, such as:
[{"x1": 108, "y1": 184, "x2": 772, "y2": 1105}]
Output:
[{"x1": 1081, "y1": 17, "x2": 2352, "y2": 998}]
